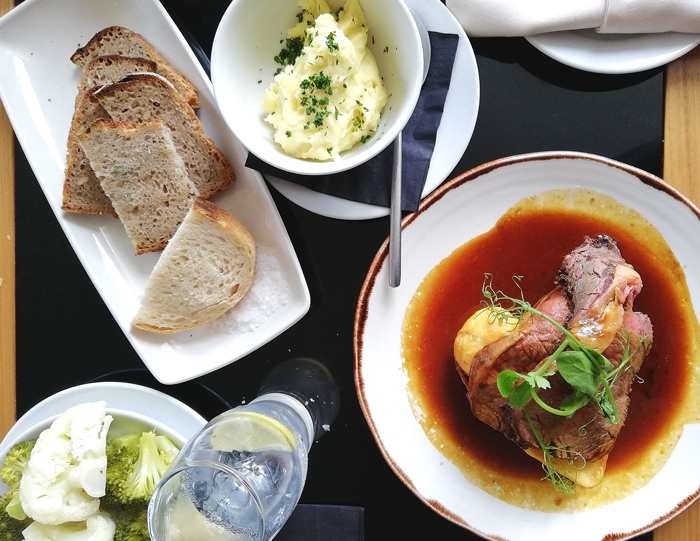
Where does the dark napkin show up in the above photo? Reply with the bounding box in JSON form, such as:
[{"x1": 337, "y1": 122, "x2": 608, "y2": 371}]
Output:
[
  {"x1": 245, "y1": 31, "x2": 459, "y2": 212},
  {"x1": 275, "y1": 504, "x2": 365, "y2": 541}
]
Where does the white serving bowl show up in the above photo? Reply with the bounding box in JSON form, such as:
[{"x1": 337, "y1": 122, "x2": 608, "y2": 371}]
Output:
[
  {"x1": 355, "y1": 152, "x2": 700, "y2": 540},
  {"x1": 211, "y1": 0, "x2": 424, "y2": 175},
  {"x1": 0, "y1": 382, "x2": 207, "y2": 496}
]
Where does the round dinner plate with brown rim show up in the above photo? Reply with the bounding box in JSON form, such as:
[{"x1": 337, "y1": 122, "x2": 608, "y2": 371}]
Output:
[{"x1": 354, "y1": 151, "x2": 700, "y2": 541}]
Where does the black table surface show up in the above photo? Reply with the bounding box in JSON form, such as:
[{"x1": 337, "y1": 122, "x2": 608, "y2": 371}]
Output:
[{"x1": 14, "y1": 1, "x2": 662, "y2": 539}]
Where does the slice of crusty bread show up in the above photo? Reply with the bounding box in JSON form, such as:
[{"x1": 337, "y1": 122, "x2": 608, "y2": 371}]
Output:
[
  {"x1": 77, "y1": 119, "x2": 198, "y2": 254},
  {"x1": 63, "y1": 56, "x2": 161, "y2": 217},
  {"x1": 132, "y1": 197, "x2": 256, "y2": 334},
  {"x1": 71, "y1": 26, "x2": 200, "y2": 109},
  {"x1": 94, "y1": 74, "x2": 234, "y2": 199},
  {"x1": 62, "y1": 91, "x2": 114, "y2": 216},
  {"x1": 78, "y1": 55, "x2": 158, "y2": 96}
]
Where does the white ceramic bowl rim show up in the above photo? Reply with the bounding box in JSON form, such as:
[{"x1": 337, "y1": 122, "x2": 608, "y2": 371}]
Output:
[
  {"x1": 211, "y1": 0, "x2": 425, "y2": 175},
  {"x1": 355, "y1": 151, "x2": 700, "y2": 541},
  {"x1": 0, "y1": 382, "x2": 207, "y2": 473}
]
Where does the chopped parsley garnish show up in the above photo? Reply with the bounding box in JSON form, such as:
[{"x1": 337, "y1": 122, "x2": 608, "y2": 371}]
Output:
[
  {"x1": 326, "y1": 31, "x2": 339, "y2": 53},
  {"x1": 273, "y1": 36, "x2": 304, "y2": 71},
  {"x1": 299, "y1": 72, "x2": 335, "y2": 129},
  {"x1": 305, "y1": 27, "x2": 317, "y2": 45},
  {"x1": 302, "y1": 72, "x2": 332, "y2": 92}
]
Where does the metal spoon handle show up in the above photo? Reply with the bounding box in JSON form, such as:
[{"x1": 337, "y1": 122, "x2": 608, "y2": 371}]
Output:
[{"x1": 389, "y1": 132, "x2": 402, "y2": 287}]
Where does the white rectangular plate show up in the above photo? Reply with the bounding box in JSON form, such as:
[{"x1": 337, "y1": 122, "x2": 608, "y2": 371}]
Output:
[{"x1": 0, "y1": 0, "x2": 310, "y2": 384}]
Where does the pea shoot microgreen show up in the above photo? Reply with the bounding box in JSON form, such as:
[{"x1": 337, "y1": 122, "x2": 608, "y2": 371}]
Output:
[
  {"x1": 479, "y1": 274, "x2": 641, "y2": 493},
  {"x1": 521, "y1": 408, "x2": 580, "y2": 496}
]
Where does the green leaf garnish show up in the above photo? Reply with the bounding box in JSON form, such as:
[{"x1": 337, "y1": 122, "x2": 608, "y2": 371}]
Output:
[{"x1": 480, "y1": 273, "x2": 645, "y2": 494}]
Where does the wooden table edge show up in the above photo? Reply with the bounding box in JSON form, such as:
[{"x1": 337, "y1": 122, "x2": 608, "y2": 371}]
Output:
[
  {"x1": 654, "y1": 43, "x2": 700, "y2": 541},
  {"x1": 0, "y1": 0, "x2": 16, "y2": 441}
]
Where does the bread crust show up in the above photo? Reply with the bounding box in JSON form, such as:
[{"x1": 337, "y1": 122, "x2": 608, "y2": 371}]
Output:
[
  {"x1": 191, "y1": 197, "x2": 255, "y2": 250},
  {"x1": 132, "y1": 197, "x2": 256, "y2": 333},
  {"x1": 94, "y1": 74, "x2": 234, "y2": 199},
  {"x1": 71, "y1": 25, "x2": 200, "y2": 109},
  {"x1": 63, "y1": 56, "x2": 160, "y2": 217},
  {"x1": 77, "y1": 118, "x2": 198, "y2": 254}
]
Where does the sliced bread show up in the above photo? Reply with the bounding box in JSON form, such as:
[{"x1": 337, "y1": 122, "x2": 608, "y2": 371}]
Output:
[
  {"x1": 94, "y1": 73, "x2": 234, "y2": 199},
  {"x1": 71, "y1": 26, "x2": 200, "y2": 109},
  {"x1": 78, "y1": 55, "x2": 158, "y2": 96},
  {"x1": 132, "y1": 197, "x2": 256, "y2": 334},
  {"x1": 62, "y1": 91, "x2": 114, "y2": 215},
  {"x1": 77, "y1": 119, "x2": 198, "y2": 254},
  {"x1": 63, "y1": 56, "x2": 160, "y2": 216}
]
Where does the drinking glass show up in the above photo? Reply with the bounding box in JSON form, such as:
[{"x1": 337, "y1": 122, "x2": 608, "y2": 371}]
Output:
[{"x1": 148, "y1": 357, "x2": 340, "y2": 541}]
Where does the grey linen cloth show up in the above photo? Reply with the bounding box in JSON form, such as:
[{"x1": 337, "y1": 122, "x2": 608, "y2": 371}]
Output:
[
  {"x1": 275, "y1": 504, "x2": 364, "y2": 541},
  {"x1": 445, "y1": 0, "x2": 700, "y2": 37}
]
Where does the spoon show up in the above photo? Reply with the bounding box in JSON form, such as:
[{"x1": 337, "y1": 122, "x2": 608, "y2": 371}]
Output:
[
  {"x1": 388, "y1": 12, "x2": 431, "y2": 288},
  {"x1": 388, "y1": 133, "x2": 403, "y2": 287}
]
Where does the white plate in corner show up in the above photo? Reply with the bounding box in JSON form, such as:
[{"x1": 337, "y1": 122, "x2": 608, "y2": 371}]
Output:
[
  {"x1": 526, "y1": 29, "x2": 700, "y2": 74},
  {"x1": 267, "y1": 0, "x2": 480, "y2": 220},
  {"x1": 0, "y1": 0, "x2": 310, "y2": 384}
]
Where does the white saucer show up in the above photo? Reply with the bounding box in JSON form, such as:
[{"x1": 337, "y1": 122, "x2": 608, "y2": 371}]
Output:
[
  {"x1": 526, "y1": 29, "x2": 700, "y2": 74},
  {"x1": 266, "y1": 0, "x2": 480, "y2": 220}
]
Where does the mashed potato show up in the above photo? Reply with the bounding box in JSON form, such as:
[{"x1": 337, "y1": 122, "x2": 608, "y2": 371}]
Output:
[
  {"x1": 453, "y1": 307, "x2": 515, "y2": 374},
  {"x1": 262, "y1": 0, "x2": 388, "y2": 161}
]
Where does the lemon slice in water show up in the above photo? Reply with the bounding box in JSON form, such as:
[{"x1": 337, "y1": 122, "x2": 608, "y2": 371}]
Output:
[{"x1": 210, "y1": 411, "x2": 294, "y2": 452}]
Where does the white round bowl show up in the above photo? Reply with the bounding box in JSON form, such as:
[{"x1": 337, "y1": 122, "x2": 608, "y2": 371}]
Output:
[
  {"x1": 355, "y1": 152, "x2": 700, "y2": 540},
  {"x1": 0, "y1": 382, "x2": 207, "y2": 492},
  {"x1": 211, "y1": 0, "x2": 424, "y2": 175}
]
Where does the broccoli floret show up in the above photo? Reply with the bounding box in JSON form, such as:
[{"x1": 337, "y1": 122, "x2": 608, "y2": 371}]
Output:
[
  {"x1": 0, "y1": 514, "x2": 29, "y2": 541},
  {"x1": 102, "y1": 431, "x2": 179, "y2": 540},
  {"x1": 154, "y1": 434, "x2": 180, "y2": 464},
  {"x1": 104, "y1": 431, "x2": 178, "y2": 507},
  {"x1": 0, "y1": 440, "x2": 36, "y2": 521},
  {"x1": 0, "y1": 440, "x2": 35, "y2": 488},
  {"x1": 112, "y1": 505, "x2": 149, "y2": 541},
  {"x1": 0, "y1": 494, "x2": 32, "y2": 541}
]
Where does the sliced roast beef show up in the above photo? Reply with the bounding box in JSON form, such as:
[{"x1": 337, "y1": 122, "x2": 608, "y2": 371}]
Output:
[
  {"x1": 557, "y1": 234, "x2": 643, "y2": 351},
  {"x1": 459, "y1": 235, "x2": 653, "y2": 469},
  {"x1": 465, "y1": 286, "x2": 571, "y2": 439},
  {"x1": 507, "y1": 310, "x2": 652, "y2": 462}
]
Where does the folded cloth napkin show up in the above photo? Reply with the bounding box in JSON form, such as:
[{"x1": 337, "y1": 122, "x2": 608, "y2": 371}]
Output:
[
  {"x1": 245, "y1": 31, "x2": 459, "y2": 213},
  {"x1": 275, "y1": 504, "x2": 365, "y2": 541},
  {"x1": 444, "y1": 0, "x2": 700, "y2": 37}
]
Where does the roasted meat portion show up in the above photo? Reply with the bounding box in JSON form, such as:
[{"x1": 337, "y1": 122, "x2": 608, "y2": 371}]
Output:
[
  {"x1": 455, "y1": 235, "x2": 653, "y2": 486},
  {"x1": 558, "y1": 234, "x2": 644, "y2": 351},
  {"x1": 462, "y1": 287, "x2": 571, "y2": 440}
]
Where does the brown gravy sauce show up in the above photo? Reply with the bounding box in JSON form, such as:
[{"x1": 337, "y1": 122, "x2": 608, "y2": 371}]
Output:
[{"x1": 402, "y1": 188, "x2": 700, "y2": 511}]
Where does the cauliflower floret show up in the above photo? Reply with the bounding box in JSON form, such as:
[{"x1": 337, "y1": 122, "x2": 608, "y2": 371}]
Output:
[
  {"x1": 21, "y1": 511, "x2": 116, "y2": 541},
  {"x1": 19, "y1": 402, "x2": 113, "y2": 525}
]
